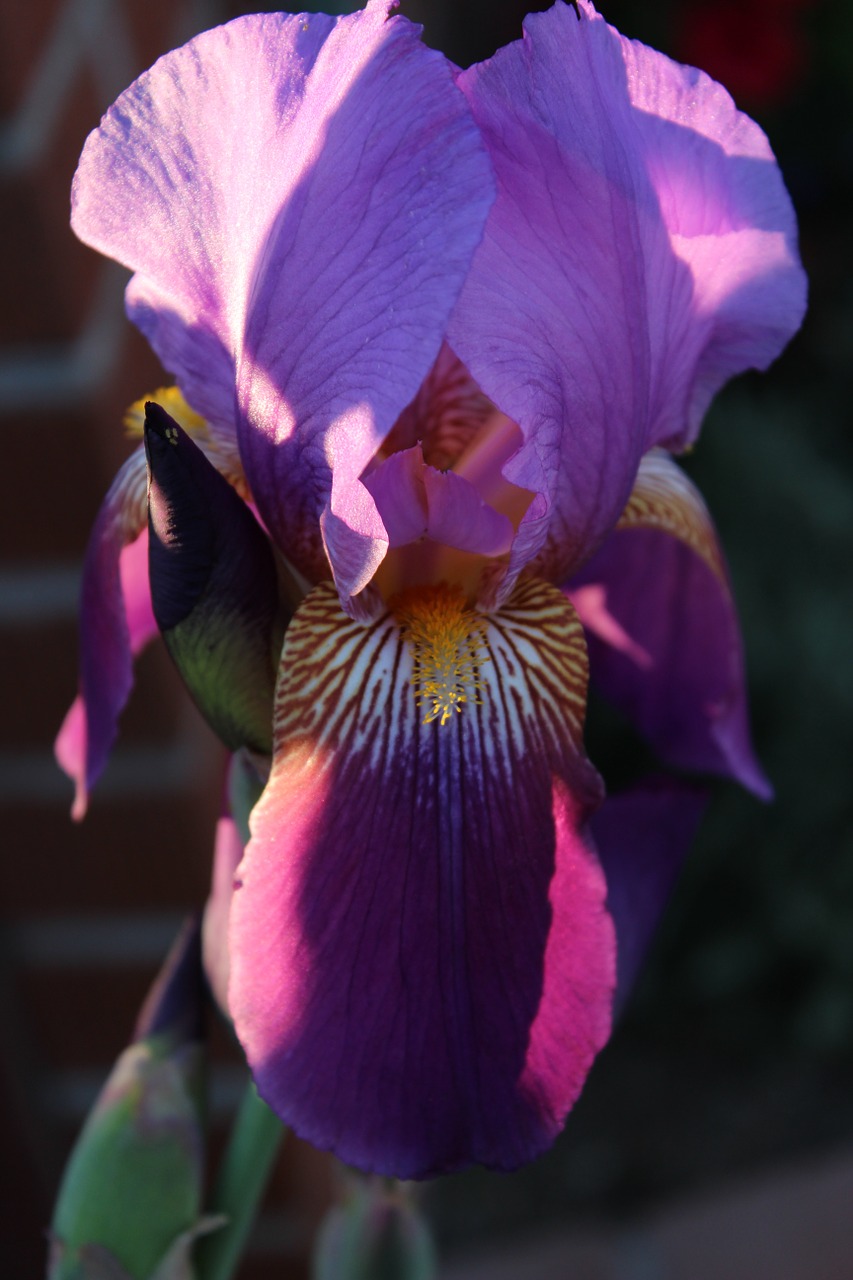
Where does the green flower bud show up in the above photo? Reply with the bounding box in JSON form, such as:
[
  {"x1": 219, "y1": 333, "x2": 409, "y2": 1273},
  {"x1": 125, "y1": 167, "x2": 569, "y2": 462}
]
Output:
[
  {"x1": 313, "y1": 1178, "x2": 437, "y2": 1280},
  {"x1": 48, "y1": 922, "x2": 222, "y2": 1280}
]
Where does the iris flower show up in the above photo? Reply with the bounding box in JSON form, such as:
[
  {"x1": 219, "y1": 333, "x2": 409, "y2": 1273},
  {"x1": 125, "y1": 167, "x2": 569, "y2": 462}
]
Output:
[{"x1": 57, "y1": 0, "x2": 805, "y2": 1178}]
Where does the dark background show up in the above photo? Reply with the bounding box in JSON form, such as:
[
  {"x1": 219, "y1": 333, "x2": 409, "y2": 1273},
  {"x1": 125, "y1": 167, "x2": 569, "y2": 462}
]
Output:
[{"x1": 1, "y1": 0, "x2": 850, "y2": 1275}]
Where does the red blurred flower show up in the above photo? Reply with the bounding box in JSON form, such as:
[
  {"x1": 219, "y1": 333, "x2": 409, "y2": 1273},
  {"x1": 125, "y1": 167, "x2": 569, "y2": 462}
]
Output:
[{"x1": 677, "y1": 0, "x2": 814, "y2": 109}]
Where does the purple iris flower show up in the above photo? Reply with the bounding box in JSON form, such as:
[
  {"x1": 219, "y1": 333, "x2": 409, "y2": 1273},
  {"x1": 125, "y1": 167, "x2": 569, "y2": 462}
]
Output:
[{"x1": 56, "y1": 0, "x2": 805, "y2": 1178}]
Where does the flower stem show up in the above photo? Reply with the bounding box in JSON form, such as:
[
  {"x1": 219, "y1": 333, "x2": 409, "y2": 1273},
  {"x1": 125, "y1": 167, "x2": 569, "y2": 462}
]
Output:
[{"x1": 195, "y1": 1081, "x2": 284, "y2": 1280}]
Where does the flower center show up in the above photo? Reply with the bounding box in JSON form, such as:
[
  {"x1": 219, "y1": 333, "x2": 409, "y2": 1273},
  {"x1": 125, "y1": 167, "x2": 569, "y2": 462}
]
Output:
[{"x1": 391, "y1": 583, "x2": 488, "y2": 726}]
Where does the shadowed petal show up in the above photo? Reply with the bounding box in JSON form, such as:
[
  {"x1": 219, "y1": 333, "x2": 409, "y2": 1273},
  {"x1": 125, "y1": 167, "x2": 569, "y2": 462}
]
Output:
[
  {"x1": 592, "y1": 778, "x2": 708, "y2": 1014},
  {"x1": 451, "y1": 0, "x2": 805, "y2": 590},
  {"x1": 569, "y1": 451, "x2": 770, "y2": 797},
  {"x1": 229, "y1": 579, "x2": 613, "y2": 1177},
  {"x1": 55, "y1": 449, "x2": 152, "y2": 819},
  {"x1": 72, "y1": 5, "x2": 495, "y2": 601}
]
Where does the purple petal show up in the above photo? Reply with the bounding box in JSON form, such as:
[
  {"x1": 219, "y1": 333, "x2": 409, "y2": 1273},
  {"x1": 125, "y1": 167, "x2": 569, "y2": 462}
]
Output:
[
  {"x1": 569, "y1": 452, "x2": 771, "y2": 798},
  {"x1": 450, "y1": 1, "x2": 805, "y2": 589},
  {"x1": 55, "y1": 449, "x2": 153, "y2": 819},
  {"x1": 134, "y1": 916, "x2": 204, "y2": 1045},
  {"x1": 598, "y1": 0, "x2": 807, "y2": 447},
  {"x1": 422, "y1": 465, "x2": 513, "y2": 556},
  {"x1": 361, "y1": 447, "x2": 429, "y2": 547},
  {"x1": 592, "y1": 778, "x2": 708, "y2": 1014},
  {"x1": 364, "y1": 445, "x2": 513, "y2": 556},
  {"x1": 229, "y1": 579, "x2": 614, "y2": 1177},
  {"x1": 73, "y1": 6, "x2": 495, "y2": 600}
]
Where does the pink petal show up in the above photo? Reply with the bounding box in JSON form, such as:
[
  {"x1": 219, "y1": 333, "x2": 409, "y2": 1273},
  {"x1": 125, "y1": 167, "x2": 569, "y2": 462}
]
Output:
[
  {"x1": 229, "y1": 579, "x2": 614, "y2": 1177},
  {"x1": 202, "y1": 810, "x2": 244, "y2": 1017}
]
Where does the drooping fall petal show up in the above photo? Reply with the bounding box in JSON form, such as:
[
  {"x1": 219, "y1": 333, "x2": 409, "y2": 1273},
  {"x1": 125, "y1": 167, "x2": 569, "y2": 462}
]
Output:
[
  {"x1": 229, "y1": 579, "x2": 614, "y2": 1177},
  {"x1": 55, "y1": 450, "x2": 152, "y2": 819},
  {"x1": 450, "y1": 0, "x2": 806, "y2": 592},
  {"x1": 569, "y1": 451, "x2": 771, "y2": 797},
  {"x1": 71, "y1": 3, "x2": 495, "y2": 603}
]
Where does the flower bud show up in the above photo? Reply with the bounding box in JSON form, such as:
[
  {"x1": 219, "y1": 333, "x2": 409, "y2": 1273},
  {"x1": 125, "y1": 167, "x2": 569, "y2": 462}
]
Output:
[
  {"x1": 144, "y1": 402, "x2": 292, "y2": 755},
  {"x1": 48, "y1": 921, "x2": 221, "y2": 1280},
  {"x1": 313, "y1": 1178, "x2": 437, "y2": 1280}
]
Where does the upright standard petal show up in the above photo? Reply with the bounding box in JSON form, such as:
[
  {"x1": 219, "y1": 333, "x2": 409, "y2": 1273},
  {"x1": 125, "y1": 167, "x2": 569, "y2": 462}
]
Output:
[
  {"x1": 72, "y1": 4, "x2": 495, "y2": 602},
  {"x1": 451, "y1": 3, "x2": 654, "y2": 587},
  {"x1": 569, "y1": 451, "x2": 771, "y2": 797},
  {"x1": 451, "y1": 0, "x2": 805, "y2": 588},
  {"x1": 600, "y1": 0, "x2": 807, "y2": 446},
  {"x1": 229, "y1": 579, "x2": 614, "y2": 1177}
]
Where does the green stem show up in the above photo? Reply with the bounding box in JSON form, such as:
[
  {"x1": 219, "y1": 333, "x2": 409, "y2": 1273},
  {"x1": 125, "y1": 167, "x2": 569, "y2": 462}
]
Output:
[{"x1": 195, "y1": 1082, "x2": 284, "y2": 1280}]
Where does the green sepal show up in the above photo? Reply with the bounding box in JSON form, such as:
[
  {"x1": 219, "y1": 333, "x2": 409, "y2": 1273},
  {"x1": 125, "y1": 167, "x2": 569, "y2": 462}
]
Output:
[{"x1": 48, "y1": 923, "x2": 216, "y2": 1280}]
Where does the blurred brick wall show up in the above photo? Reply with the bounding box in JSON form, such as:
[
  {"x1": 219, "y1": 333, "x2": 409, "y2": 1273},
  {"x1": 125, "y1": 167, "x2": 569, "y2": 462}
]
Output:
[{"x1": 0, "y1": 1, "x2": 331, "y2": 1273}]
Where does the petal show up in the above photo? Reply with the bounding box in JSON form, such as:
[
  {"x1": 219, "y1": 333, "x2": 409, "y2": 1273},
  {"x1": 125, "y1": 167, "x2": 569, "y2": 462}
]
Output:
[
  {"x1": 569, "y1": 451, "x2": 771, "y2": 797},
  {"x1": 229, "y1": 579, "x2": 614, "y2": 1177},
  {"x1": 607, "y1": 2, "x2": 807, "y2": 446},
  {"x1": 202, "y1": 752, "x2": 266, "y2": 1018},
  {"x1": 363, "y1": 445, "x2": 513, "y2": 556},
  {"x1": 450, "y1": 1, "x2": 805, "y2": 589},
  {"x1": 421, "y1": 466, "x2": 513, "y2": 556},
  {"x1": 202, "y1": 812, "x2": 243, "y2": 1018},
  {"x1": 72, "y1": 6, "x2": 495, "y2": 599},
  {"x1": 361, "y1": 447, "x2": 429, "y2": 547},
  {"x1": 591, "y1": 778, "x2": 707, "y2": 1014},
  {"x1": 55, "y1": 449, "x2": 153, "y2": 819}
]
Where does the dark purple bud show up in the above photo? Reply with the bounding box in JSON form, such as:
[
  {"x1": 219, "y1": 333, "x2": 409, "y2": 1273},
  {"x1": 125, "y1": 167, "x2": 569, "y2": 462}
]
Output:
[
  {"x1": 144, "y1": 403, "x2": 291, "y2": 755},
  {"x1": 134, "y1": 916, "x2": 205, "y2": 1048}
]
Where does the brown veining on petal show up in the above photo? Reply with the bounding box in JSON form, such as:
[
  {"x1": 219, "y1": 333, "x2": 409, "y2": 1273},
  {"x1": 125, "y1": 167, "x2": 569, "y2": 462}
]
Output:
[{"x1": 379, "y1": 343, "x2": 499, "y2": 470}]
